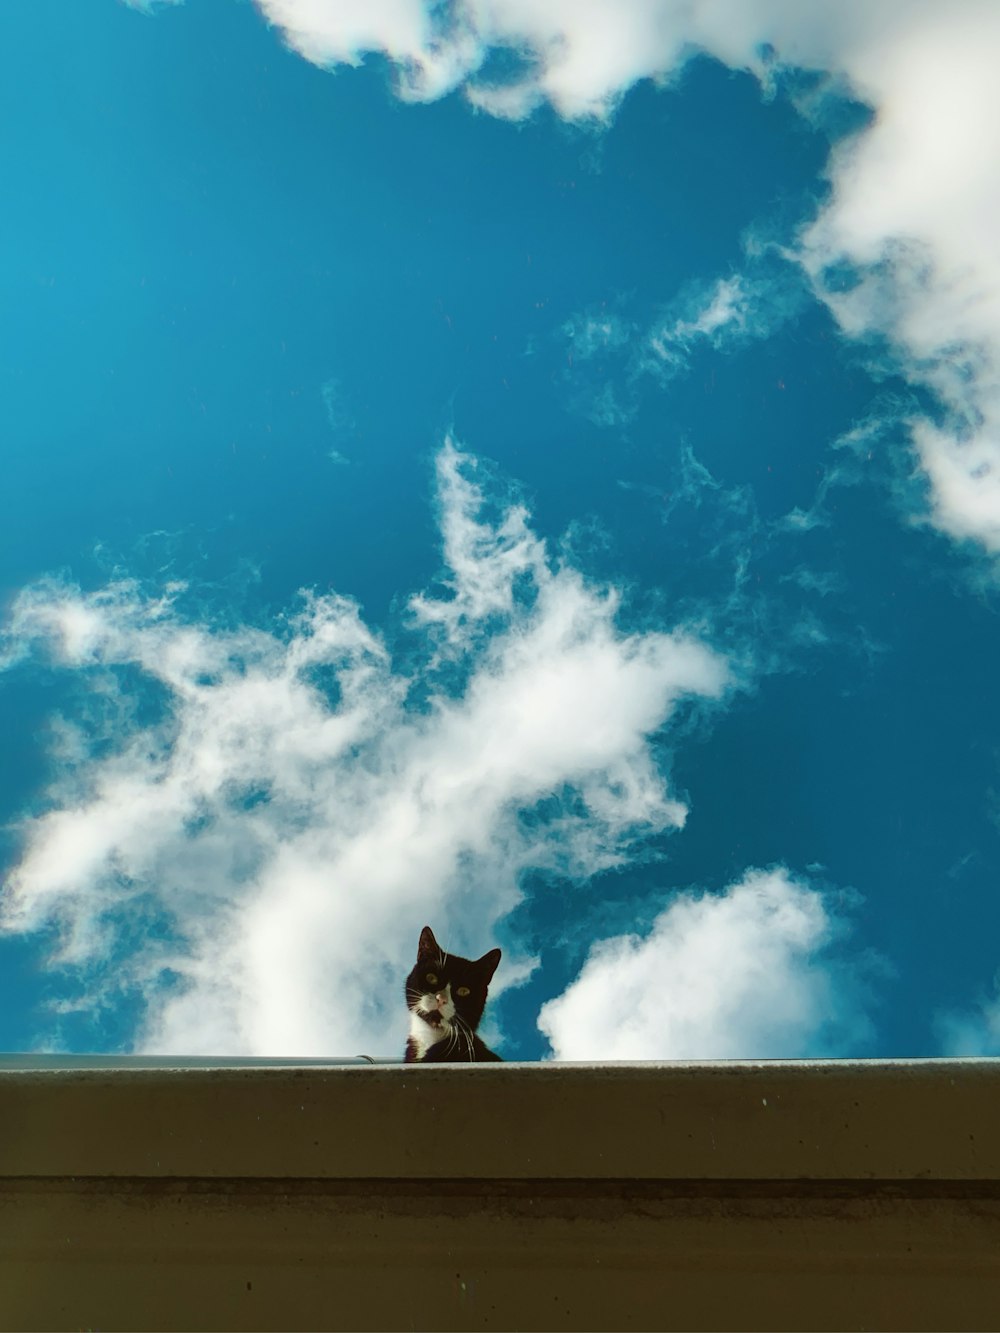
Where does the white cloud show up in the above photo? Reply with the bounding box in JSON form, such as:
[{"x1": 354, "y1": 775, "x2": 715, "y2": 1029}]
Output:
[
  {"x1": 538, "y1": 868, "x2": 872, "y2": 1059},
  {"x1": 563, "y1": 313, "x2": 634, "y2": 363},
  {"x1": 794, "y1": 5, "x2": 1000, "y2": 552},
  {"x1": 648, "y1": 275, "x2": 750, "y2": 368},
  {"x1": 253, "y1": 0, "x2": 1000, "y2": 552},
  {"x1": 1, "y1": 439, "x2": 728, "y2": 1055},
  {"x1": 936, "y1": 984, "x2": 1000, "y2": 1056},
  {"x1": 409, "y1": 443, "x2": 545, "y2": 641},
  {"x1": 121, "y1": 0, "x2": 182, "y2": 13},
  {"x1": 639, "y1": 271, "x2": 798, "y2": 380},
  {"x1": 255, "y1": 0, "x2": 479, "y2": 101}
]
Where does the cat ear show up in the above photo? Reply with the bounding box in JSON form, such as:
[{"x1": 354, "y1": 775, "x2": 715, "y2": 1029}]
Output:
[
  {"x1": 417, "y1": 926, "x2": 439, "y2": 960},
  {"x1": 477, "y1": 947, "x2": 502, "y2": 982}
]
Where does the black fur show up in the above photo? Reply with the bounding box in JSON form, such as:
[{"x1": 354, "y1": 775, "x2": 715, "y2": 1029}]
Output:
[{"x1": 403, "y1": 925, "x2": 502, "y2": 1062}]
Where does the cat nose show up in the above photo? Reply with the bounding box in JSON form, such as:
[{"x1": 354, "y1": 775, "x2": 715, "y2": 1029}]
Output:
[{"x1": 435, "y1": 991, "x2": 448, "y2": 1006}]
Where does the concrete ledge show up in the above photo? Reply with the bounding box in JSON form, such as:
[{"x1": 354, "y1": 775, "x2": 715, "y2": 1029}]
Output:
[
  {"x1": 2, "y1": 1059, "x2": 1000, "y2": 1331},
  {"x1": 3, "y1": 1059, "x2": 999, "y2": 1180}
]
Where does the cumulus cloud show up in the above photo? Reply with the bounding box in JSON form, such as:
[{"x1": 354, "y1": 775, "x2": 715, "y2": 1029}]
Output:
[
  {"x1": 255, "y1": 0, "x2": 480, "y2": 102},
  {"x1": 1, "y1": 439, "x2": 728, "y2": 1055},
  {"x1": 538, "y1": 868, "x2": 872, "y2": 1059},
  {"x1": 253, "y1": 0, "x2": 1000, "y2": 552}
]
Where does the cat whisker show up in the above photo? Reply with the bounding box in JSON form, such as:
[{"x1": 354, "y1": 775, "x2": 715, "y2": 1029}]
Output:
[{"x1": 455, "y1": 1013, "x2": 475, "y2": 1062}]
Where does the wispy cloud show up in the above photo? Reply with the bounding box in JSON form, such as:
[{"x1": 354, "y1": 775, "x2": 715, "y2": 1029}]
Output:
[
  {"x1": 935, "y1": 988, "x2": 1000, "y2": 1057},
  {"x1": 560, "y1": 254, "x2": 805, "y2": 427},
  {"x1": 644, "y1": 275, "x2": 754, "y2": 375},
  {"x1": 252, "y1": 0, "x2": 1000, "y2": 554},
  {"x1": 538, "y1": 868, "x2": 874, "y2": 1059},
  {"x1": 637, "y1": 257, "x2": 807, "y2": 384},
  {"x1": 560, "y1": 309, "x2": 639, "y2": 427},
  {"x1": 563, "y1": 312, "x2": 635, "y2": 363},
  {"x1": 1, "y1": 439, "x2": 728, "y2": 1054},
  {"x1": 320, "y1": 378, "x2": 354, "y2": 465},
  {"x1": 121, "y1": 0, "x2": 182, "y2": 14}
]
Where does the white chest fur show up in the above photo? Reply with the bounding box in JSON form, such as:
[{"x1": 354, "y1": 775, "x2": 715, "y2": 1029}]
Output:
[{"x1": 408, "y1": 1010, "x2": 453, "y2": 1059}]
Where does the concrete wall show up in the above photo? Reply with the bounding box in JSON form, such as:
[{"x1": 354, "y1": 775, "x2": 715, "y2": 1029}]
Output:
[{"x1": 2, "y1": 1059, "x2": 999, "y2": 1331}]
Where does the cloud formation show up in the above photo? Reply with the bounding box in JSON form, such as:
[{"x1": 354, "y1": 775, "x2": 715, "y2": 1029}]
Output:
[
  {"x1": 647, "y1": 276, "x2": 753, "y2": 372},
  {"x1": 254, "y1": 0, "x2": 1000, "y2": 552},
  {"x1": 935, "y1": 987, "x2": 1000, "y2": 1057},
  {"x1": 640, "y1": 260, "x2": 806, "y2": 382},
  {"x1": 538, "y1": 868, "x2": 872, "y2": 1059},
  {"x1": 561, "y1": 254, "x2": 805, "y2": 429},
  {"x1": 1, "y1": 440, "x2": 728, "y2": 1055},
  {"x1": 122, "y1": 0, "x2": 182, "y2": 13}
]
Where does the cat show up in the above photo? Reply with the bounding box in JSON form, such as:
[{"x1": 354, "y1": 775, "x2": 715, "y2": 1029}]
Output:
[{"x1": 403, "y1": 925, "x2": 503, "y2": 1062}]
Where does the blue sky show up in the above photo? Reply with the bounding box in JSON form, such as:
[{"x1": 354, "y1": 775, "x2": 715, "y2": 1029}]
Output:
[{"x1": 2, "y1": 0, "x2": 1000, "y2": 1060}]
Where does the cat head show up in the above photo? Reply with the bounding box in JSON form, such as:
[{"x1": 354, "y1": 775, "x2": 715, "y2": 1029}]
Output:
[{"x1": 404, "y1": 925, "x2": 502, "y2": 1033}]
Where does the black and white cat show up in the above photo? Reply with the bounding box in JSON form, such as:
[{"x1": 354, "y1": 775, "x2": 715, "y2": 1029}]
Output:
[{"x1": 403, "y1": 925, "x2": 503, "y2": 1062}]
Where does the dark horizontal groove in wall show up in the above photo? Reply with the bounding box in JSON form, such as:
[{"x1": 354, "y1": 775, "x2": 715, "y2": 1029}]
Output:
[{"x1": 6, "y1": 1175, "x2": 1000, "y2": 1202}]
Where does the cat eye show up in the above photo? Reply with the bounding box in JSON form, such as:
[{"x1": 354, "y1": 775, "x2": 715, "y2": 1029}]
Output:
[
  {"x1": 456, "y1": 986, "x2": 470, "y2": 997},
  {"x1": 425, "y1": 973, "x2": 439, "y2": 986}
]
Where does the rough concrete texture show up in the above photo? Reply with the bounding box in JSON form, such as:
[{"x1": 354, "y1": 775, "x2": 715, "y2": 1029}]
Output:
[{"x1": 2, "y1": 1060, "x2": 999, "y2": 1331}]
